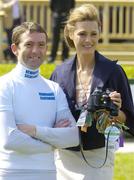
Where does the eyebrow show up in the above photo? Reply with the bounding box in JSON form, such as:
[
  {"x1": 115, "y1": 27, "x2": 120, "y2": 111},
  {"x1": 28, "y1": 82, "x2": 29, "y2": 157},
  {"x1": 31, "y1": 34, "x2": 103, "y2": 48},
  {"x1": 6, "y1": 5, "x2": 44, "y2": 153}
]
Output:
[{"x1": 24, "y1": 40, "x2": 46, "y2": 43}]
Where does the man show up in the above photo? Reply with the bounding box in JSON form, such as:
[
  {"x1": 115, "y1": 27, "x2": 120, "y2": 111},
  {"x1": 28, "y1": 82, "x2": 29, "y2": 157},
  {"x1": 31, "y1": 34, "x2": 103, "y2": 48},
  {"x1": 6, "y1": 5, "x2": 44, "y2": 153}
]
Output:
[
  {"x1": 48, "y1": 0, "x2": 75, "y2": 63},
  {"x1": 0, "y1": 22, "x2": 79, "y2": 180}
]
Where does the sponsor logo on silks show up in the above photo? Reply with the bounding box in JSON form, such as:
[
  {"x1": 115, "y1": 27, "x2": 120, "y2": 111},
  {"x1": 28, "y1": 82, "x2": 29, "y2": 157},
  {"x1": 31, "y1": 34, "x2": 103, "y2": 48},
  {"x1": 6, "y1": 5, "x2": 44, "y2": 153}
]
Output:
[
  {"x1": 25, "y1": 69, "x2": 39, "y2": 78},
  {"x1": 39, "y1": 92, "x2": 55, "y2": 100}
]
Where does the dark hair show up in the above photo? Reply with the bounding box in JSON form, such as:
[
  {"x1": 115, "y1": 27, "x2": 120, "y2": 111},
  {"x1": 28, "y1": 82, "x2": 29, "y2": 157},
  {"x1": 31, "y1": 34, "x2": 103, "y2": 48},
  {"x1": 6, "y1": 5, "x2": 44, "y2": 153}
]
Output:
[{"x1": 12, "y1": 22, "x2": 48, "y2": 45}]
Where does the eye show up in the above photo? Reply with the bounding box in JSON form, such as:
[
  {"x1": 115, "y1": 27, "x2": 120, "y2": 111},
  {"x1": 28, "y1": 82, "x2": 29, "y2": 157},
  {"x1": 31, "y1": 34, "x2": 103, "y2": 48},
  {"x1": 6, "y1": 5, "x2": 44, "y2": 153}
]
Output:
[
  {"x1": 78, "y1": 32, "x2": 86, "y2": 36},
  {"x1": 91, "y1": 32, "x2": 98, "y2": 36},
  {"x1": 25, "y1": 43, "x2": 32, "y2": 48},
  {"x1": 39, "y1": 43, "x2": 46, "y2": 47}
]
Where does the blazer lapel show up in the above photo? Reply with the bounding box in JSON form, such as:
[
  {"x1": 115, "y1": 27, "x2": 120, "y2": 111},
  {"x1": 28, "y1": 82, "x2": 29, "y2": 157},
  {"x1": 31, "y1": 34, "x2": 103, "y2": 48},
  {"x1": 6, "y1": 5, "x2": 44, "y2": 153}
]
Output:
[
  {"x1": 91, "y1": 51, "x2": 117, "y2": 94},
  {"x1": 63, "y1": 52, "x2": 117, "y2": 100},
  {"x1": 63, "y1": 56, "x2": 76, "y2": 100}
]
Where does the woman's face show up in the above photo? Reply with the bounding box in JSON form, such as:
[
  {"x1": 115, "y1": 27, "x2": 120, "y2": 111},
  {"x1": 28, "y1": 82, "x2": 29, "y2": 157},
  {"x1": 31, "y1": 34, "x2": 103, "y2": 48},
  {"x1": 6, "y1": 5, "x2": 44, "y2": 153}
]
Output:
[{"x1": 70, "y1": 20, "x2": 100, "y2": 56}]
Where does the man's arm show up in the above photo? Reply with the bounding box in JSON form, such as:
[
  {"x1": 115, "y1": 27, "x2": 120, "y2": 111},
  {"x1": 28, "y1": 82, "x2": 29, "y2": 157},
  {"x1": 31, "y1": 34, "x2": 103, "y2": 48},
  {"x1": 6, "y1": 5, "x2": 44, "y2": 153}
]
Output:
[
  {"x1": 17, "y1": 109, "x2": 79, "y2": 149},
  {"x1": 0, "y1": 111, "x2": 53, "y2": 154},
  {"x1": 17, "y1": 85, "x2": 79, "y2": 149},
  {"x1": 35, "y1": 85, "x2": 79, "y2": 148},
  {"x1": 0, "y1": 77, "x2": 53, "y2": 154},
  {"x1": 41, "y1": 84, "x2": 79, "y2": 148},
  {"x1": 36, "y1": 109, "x2": 79, "y2": 148}
]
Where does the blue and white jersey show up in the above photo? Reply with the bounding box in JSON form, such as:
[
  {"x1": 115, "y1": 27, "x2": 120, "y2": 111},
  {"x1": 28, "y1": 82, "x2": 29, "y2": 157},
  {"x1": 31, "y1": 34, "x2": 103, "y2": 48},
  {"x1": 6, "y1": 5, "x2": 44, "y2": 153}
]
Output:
[{"x1": 0, "y1": 63, "x2": 79, "y2": 170}]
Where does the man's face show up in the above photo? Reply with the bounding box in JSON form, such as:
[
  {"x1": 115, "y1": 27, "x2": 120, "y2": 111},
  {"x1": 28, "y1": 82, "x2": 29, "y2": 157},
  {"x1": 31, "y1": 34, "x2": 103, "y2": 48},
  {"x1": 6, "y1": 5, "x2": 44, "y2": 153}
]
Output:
[{"x1": 12, "y1": 31, "x2": 47, "y2": 69}]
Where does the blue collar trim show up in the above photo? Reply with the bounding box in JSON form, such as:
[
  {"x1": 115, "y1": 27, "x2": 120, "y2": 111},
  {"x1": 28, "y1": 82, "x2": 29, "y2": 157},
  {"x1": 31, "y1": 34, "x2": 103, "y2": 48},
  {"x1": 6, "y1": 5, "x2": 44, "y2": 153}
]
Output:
[{"x1": 24, "y1": 69, "x2": 39, "y2": 78}]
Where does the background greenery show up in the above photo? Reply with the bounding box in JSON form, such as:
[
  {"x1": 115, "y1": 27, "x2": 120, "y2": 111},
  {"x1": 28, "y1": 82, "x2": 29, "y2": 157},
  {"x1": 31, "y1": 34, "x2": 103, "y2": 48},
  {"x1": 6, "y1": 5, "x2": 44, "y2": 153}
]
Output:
[
  {"x1": 0, "y1": 64, "x2": 55, "y2": 78},
  {"x1": 121, "y1": 65, "x2": 134, "y2": 83},
  {"x1": 0, "y1": 64, "x2": 134, "y2": 80},
  {"x1": 114, "y1": 153, "x2": 134, "y2": 180}
]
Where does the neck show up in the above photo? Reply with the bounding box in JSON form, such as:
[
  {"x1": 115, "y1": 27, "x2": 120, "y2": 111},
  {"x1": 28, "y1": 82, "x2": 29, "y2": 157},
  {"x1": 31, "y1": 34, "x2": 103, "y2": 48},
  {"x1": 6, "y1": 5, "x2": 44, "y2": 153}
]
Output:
[
  {"x1": 15, "y1": 63, "x2": 40, "y2": 79},
  {"x1": 77, "y1": 54, "x2": 95, "y2": 71}
]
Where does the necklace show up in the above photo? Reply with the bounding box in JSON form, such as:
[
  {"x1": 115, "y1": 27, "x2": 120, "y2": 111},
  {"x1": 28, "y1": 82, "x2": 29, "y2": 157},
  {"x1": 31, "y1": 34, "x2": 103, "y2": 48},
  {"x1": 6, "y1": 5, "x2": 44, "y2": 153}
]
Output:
[{"x1": 76, "y1": 64, "x2": 94, "y2": 105}]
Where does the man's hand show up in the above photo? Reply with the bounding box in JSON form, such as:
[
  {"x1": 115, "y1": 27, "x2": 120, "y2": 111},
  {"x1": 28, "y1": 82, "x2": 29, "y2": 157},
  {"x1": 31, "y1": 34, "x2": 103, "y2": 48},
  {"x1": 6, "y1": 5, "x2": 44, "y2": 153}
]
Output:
[
  {"x1": 17, "y1": 124, "x2": 36, "y2": 137},
  {"x1": 54, "y1": 119, "x2": 71, "y2": 128}
]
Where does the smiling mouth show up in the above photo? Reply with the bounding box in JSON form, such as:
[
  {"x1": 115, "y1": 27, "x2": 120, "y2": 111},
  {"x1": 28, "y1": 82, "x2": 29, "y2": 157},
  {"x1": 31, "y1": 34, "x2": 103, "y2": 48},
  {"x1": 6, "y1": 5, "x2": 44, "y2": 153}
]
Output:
[
  {"x1": 82, "y1": 43, "x2": 92, "y2": 47},
  {"x1": 29, "y1": 56, "x2": 41, "y2": 60}
]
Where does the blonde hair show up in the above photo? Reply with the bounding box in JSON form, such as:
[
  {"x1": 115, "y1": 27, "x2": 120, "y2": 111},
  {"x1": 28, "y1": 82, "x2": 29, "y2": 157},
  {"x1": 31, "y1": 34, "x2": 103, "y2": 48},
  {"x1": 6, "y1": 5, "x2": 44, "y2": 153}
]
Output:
[{"x1": 64, "y1": 4, "x2": 101, "y2": 48}]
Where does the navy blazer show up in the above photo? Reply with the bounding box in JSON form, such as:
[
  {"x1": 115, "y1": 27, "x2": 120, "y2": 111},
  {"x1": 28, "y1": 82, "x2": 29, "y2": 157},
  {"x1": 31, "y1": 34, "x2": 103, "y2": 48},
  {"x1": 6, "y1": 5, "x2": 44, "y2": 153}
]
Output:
[{"x1": 50, "y1": 51, "x2": 134, "y2": 150}]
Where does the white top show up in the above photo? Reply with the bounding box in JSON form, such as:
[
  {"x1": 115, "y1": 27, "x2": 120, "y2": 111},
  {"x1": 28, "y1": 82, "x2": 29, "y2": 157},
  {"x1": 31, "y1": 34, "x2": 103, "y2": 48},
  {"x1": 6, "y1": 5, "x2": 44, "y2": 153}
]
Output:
[{"x1": 0, "y1": 63, "x2": 79, "y2": 170}]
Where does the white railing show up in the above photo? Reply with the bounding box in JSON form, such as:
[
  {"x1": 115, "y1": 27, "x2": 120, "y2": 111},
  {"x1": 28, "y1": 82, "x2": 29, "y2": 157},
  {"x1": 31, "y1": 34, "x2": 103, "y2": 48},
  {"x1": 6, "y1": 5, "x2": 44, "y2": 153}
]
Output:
[
  {"x1": 20, "y1": 0, "x2": 134, "y2": 43},
  {"x1": 0, "y1": 0, "x2": 134, "y2": 61}
]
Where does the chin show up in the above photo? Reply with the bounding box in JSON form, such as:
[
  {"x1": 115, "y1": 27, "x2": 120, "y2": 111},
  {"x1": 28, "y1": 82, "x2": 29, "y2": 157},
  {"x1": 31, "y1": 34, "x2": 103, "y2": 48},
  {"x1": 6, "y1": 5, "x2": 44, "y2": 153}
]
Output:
[
  {"x1": 83, "y1": 51, "x2": 94, "y2": 55},
  {"x1": 27, "y1": 64, "x2": 38, "y2": 70}
]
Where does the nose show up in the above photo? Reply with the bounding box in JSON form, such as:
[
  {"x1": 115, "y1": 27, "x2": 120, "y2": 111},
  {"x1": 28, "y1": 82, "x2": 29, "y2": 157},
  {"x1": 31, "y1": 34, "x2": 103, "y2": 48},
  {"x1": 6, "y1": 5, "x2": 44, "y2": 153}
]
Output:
[
  {"x1": 32, "y1": 45, "x2": 39, "y2": 53},
  {"x1": 85, "y1": 35, "x2": 91, "y2": 42}
]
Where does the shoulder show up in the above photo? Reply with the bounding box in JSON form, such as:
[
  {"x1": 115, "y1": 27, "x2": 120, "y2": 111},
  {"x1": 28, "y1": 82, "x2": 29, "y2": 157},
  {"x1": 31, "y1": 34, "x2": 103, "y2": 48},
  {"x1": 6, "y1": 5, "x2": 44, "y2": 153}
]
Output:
[
  {"x1": 57, "y1": 58, "x2": 74, "y2": 70},
  {"x1": 100, "y1": 52, "x2": 129, "y2": 85},
  {"x1": 0, "y1": 72, "x2": 13, "y2": 88},
  {"x1": 53, "y1": 56, "x2": 75, "y2": 74},
  {"x1": 94, "y1": 51, "x2": 128, "y2": 86},
  {"x1": 42, "y1": 78, "x2": 66, "y2": 100},
  {"x1": 96, "y1": 51, "x2": 117, "y2": 65},
  {"x1": 50, "y1": 56, "x2": 76, "y2": 84},
  {"x1": 41, "y1": 76, "x2": 61, "y2": 92},
  {"x1": 0, "y1": 72, "x2": 14, "y2": 97},
  {"x1": 96, "y1": 51, "x2": 121, "y2": 72}
]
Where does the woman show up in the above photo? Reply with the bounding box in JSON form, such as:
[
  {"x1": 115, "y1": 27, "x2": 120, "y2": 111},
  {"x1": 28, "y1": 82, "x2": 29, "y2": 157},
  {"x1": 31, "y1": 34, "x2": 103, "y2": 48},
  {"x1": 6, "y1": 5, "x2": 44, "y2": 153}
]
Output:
[{"x1": 50, "y1": 4, "x2": 134, "y2": 180}]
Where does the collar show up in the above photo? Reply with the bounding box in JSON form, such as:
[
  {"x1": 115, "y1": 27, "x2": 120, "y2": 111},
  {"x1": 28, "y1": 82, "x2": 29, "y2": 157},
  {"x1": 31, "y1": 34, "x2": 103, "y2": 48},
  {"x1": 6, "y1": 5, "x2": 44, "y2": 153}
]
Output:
[{"x1": 13, "y1": 63, "x2": 40, "y2": 79}]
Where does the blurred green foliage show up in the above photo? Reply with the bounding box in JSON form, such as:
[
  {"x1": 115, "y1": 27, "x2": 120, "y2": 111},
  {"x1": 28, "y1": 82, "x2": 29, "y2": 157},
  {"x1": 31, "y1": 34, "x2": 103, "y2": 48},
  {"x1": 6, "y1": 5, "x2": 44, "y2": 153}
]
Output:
[
  {"x1": 122, "y1": 65, "x2": 134, "y2": 79},
  {"x1": 0, "y1": 64, "x2": 56, "y2": 79},
  {"x1": 114, "y1": 153, "x2": 134, "y2": 180},
  {"x1": 0, "y1": 64, "x2": 134, "y2": 80}
]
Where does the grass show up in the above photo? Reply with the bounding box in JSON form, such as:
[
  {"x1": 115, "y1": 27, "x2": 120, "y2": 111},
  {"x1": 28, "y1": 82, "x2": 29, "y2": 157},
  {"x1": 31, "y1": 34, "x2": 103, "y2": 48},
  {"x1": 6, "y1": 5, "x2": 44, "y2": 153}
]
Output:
[
  {"x1": 0, "y1": 63, "x2": 56, "y2": 79},
  {"x1": 122, "y1": 65, "x2": 134, "y2": 79},
  {"x1": 114, "y1": 153, "x2": 134, "y2": 180},
  {"x1": 0, "y1": 63, "x2": 134, "y2": 79}
]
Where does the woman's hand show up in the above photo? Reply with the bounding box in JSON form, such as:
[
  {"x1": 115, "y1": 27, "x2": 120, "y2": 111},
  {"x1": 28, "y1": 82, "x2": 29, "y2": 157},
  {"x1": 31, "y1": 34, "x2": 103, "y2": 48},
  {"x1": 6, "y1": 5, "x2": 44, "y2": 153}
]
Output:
[
  {"x1": 17, "y1": 124, "x2": 36, "y2": 137},
  {"x1": 109, "y1": 91, "x2": 122, "y2": 109},
  {"x1": 109, "y1": 91, "x2": 126, "y2": 123}
]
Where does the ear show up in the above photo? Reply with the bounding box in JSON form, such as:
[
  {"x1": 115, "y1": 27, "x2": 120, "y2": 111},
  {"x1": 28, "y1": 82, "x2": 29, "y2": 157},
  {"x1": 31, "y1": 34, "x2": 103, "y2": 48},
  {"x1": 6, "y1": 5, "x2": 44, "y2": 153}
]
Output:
[
  {"x1": 69, "y1": 30, "x2": 74, "y2": 40},
  {"x1": 11, "y1": 43, "x2": 18, "y2": 56}
]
